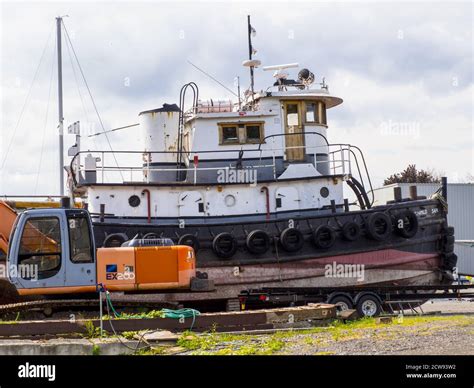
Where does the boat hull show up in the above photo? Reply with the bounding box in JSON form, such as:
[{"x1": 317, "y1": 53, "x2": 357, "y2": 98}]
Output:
[{"x1": 91, "y1": 198, "x2": 454, "y2": 302}]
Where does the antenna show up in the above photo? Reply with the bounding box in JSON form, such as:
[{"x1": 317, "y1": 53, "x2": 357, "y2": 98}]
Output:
[
  {"x1": 263, "y1": 63, "x2": 299, "y2": 80},
  {"x1": 187, "y1": 60, "x2": 239, "y2": 97}
]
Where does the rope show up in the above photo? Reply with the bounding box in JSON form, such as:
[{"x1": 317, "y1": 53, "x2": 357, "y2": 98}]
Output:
[
  {"x1": 35, "y1": 34, "x2": 57, "y2": 194},
  {"x1": 1, "y1": 22, "x2": 55, "y2": 170},
  {"x1": 61, "y1": 20, "x2": 124, "y2": 181}
]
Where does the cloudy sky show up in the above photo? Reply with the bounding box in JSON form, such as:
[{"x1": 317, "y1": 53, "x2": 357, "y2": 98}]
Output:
[{"x1": 0, "y1": 0, "x2": 472, "y2": 195}]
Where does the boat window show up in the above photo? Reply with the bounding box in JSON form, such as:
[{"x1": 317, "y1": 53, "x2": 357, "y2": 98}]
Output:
[
  {"x1": 221, "y1": 125, "x2": 239, "y2": 144},
  {"x1": 305, "y1": 101, "x2": 327, "y2": 125},
  {"x1": 245, "y1": 124, "x2": 262, "y2": 143},
  {"x1": 68, "y1": 215, "x2": 94, "y2": 263},
  {"x1": 286, "y1": 104, "x2": 299, "y2": 126},
  {"x1": 305, "y1": 102, "x2": 319, "y2": 123},
  {"x1": 18, "y1": 217, "x2": 62, "y2": 280},
  {"x1": 320, "y1": 102, "x2": 327, "y2": 125},
  {"x1": 219, "y1": 122, "x2": 264, "y2": 145}
]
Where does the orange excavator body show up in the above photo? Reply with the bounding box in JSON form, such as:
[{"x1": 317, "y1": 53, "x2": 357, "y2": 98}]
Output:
[{"x1": 96, "y1": 245, "x2": 196, "y2": 292}]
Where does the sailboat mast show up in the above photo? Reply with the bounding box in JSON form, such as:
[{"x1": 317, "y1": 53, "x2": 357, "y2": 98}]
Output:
[
  {"x1": 247, "y1": 15, "x2": 254, "y2": 98},
  {"x1": 56, "y1": 16, "x2": 64, "y2": 196}
]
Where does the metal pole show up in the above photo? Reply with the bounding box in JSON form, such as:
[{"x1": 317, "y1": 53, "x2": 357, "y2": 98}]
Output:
[
  {"x1": 247, "y1": 15, "x2": 255, "y2": 107},
  {"x1": 99, "y1": 290, "x2": 103, "y2": 338},
  {"x1": 442, "y1": 176, "x2": 448, "y2": 201},
  {"x1": 237, "y1": 76, "x2": 241, "y2": 110},
  {"x1": 56, "y1": 17, "x2": 64, "y2": 196}
]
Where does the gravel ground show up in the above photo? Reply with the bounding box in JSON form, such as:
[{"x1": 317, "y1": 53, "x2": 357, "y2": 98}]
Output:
[
  {"x1": 176, "y1": 315, "x2": 474, "y2": 355},
  {"x1": 281, "y1": 316, "x2": 474, "y2": 355},
  {"x1": 176, "y1": 299, "x2": 474, "y2": 356}
]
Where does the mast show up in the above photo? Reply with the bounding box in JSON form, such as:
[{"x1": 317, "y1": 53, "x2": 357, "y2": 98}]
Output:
[
  {"x1": 247, "y1": 15, "x2": 255, "y2": 101},
  {"x1": 56, "y1": 17, "x2": 64, "y2": 196}
]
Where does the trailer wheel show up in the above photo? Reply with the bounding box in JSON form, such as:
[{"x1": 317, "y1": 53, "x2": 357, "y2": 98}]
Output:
[
  {"x1": 356, "y1": 295, "x2": 382, "y2": 317},
  {"x1": 328, "y1": 295, "x2": 353, "y2": 310}
]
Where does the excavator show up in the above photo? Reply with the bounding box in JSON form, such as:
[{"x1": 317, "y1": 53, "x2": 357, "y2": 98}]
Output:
[{"x1": 0, "y1": 201, "x2": 213, "y2": 305}]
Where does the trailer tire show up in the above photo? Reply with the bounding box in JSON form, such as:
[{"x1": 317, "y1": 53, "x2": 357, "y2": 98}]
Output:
[
  {"x1": 312, "y1": 225, "x2": 336, "y2": 249},
  {"x1": 366, "y1": 212, "x2": 392, "y2": 241},
  {"x1": 393, "y1": 210, "x2": 418, "y2": 238},
  {"x1": 328, "y1": 295, "x2": 354, "y2": 310},
  {"x1": 213, "y1": 233, "x2": 238, "y2": 259},
  {"x1": 246, "y1": 230, "x2": 270, "y2": 254},
  {"x1": 356, "y1": 294, "x2": 382, "y2": 317},
  {"x1": 280, "y1": 228, "x2": 304, "y2": 252},
  {"x1": 178, "y1": 234, "x2": 200, "y2": 252},
  {"x1": 341, "y1": 221, "x2": 361, "y2": 242},
  {"x1": 103, "y1": 233, "x2": 128, "y2": 248}
]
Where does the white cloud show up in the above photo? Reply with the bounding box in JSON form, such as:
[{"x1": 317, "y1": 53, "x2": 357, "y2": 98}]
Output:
[{"x1": 0, "y1": 0, "x2": 472, "y2": 195}]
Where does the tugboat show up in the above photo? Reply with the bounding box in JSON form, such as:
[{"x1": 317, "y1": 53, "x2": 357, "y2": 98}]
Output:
[{"x1": 67, "y1": 17, "x2": 456, "y2": 301}]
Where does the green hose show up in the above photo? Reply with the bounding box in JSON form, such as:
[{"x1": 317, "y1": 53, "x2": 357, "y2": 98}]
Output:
[{"x1": 104, "y1": 292, "x2": 200, "y2": 330}]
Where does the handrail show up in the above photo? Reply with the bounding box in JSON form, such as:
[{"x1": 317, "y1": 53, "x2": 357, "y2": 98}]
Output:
[
  {"x1": 258, "y1": 131, "x2": 330, "y2": 151},
  {"x1": 69, "y1": 132, "x2": 373, "y2": 193}
]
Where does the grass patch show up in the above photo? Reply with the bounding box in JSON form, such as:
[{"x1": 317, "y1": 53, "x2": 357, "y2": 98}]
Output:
[
  {"x1": 122, "y1": 331, "x2": 139, "y2": 340},
  {"x1": 177, "y1": 330, "x2": 286, "y2": 355},
  {"x1": 92, "y1": 344, "x2": 100, "y2": 356},
  {"x1": 135, "y1": 346, "x2": 166, "y2": 355}
]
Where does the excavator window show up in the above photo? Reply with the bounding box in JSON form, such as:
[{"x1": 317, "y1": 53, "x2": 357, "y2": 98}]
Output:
[
  {"x1": 18, "y1": 217, "x2": 62, "y2": 280},
  {"x1": 67, "y1": 215, "x2": 94, "y2": 263}
]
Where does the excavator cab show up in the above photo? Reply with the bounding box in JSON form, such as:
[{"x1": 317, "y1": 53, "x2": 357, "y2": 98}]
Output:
[{"x1": 7, "y1": 208, "x2": 97, "y2": 295}]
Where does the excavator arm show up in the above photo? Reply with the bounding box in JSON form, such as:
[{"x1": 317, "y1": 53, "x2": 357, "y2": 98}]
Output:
[
  {"x1": 0, "y1": 201, "x2": 21, "y2": 303},
  {"x1": 0, "y1": 201, "x2": 18, "y2": 258}
]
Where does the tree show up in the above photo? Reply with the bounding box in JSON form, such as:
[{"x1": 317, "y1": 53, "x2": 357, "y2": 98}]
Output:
[{"x1": 384, "y1": 164, "x2": 441, "y2": 185}]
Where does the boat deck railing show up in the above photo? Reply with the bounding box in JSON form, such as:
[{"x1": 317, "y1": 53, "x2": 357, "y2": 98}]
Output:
[{"x1": 70, "y1": 133, "x2": 373, "y2": 200}]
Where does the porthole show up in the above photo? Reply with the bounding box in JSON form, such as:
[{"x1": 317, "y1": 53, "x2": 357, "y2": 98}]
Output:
[
  {"x1": 224, "y1": 194, "x2": 236, "y2": 207},
  {"x1": 128, "y1": 195, "x2": 141, "y2": 207},
  {"x1": 320, "y1": 187, "x2": 330, "y2": 198}
]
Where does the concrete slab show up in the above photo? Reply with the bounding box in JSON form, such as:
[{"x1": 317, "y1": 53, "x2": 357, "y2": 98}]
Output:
[{"x1": 0, "y1": 338, "x2": 143, "y2": 355}]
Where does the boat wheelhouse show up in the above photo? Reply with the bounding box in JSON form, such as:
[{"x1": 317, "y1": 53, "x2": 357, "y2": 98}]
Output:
[{"x1": 72, "y1": 77, "x2": 363, "y2": 224}]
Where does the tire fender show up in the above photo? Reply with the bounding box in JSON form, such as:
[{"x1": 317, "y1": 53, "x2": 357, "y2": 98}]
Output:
[
  {"x1": 212, "y1": 232, "x2": 238, "y2": 259},
  {"x1": 178, "y1": 234, "x2": 201, "y2": 253}
]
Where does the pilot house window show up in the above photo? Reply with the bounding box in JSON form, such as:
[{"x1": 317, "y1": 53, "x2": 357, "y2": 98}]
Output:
[
  {"x1": 219, "y1": 122, "x2": 264, "y2": 145},
  {"x1": 221, "y1": 126, "x2": 239, "y2": 144},
  {"x1": 305, "y1": 101, "x2": 327, "y2": 125}
]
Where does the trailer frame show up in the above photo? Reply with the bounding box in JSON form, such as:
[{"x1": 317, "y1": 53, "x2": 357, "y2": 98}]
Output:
[{"x1": 238, "y1": 284, "x2": 474, "y2": 317}]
